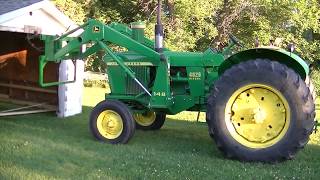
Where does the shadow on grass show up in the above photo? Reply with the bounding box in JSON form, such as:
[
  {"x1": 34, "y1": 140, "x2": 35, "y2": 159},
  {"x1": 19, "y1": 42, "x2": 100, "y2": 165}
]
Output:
[
  {"x1": 3, "y1": 105, "x2": 319, "y2": 161},
  {"x1": 0, "y1": 105, "x2": 222, "y2": 157},
  {"x1": 1, "y1": 105, "x2": 320, "y2": 179}
]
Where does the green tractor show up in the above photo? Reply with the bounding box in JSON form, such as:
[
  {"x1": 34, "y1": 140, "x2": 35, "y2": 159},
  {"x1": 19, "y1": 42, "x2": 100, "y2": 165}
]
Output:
[{"x1": 39, "y1": 1, "x2": 316, "y2": 162}]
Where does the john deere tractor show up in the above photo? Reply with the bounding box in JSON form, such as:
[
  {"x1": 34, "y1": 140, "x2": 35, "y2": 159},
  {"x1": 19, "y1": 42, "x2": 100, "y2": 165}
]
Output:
[{"x1": 38, "y1": 1, "x2": 316, "y2": 162}]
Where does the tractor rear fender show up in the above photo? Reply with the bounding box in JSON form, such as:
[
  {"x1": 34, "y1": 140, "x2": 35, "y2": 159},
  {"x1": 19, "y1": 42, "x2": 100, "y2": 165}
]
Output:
[{"x1": 218, "y1": 48, "x2": 309, "y2": 80}]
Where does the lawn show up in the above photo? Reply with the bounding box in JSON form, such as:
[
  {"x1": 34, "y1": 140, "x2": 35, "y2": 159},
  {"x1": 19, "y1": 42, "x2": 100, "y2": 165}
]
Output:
[{"x1": 0, "y1": 87, "x2": 320, "y2": 179}]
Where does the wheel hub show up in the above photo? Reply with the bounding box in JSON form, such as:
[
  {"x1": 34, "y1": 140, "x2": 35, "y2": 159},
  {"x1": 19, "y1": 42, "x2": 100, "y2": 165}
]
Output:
[
  {"x1": 97, "y1": 110, "x2": 123, "y2": 139},
  {"x1": 253, "y1": 107, "x2": 266, "y2": 124},
  {"x1": 226, "y1": 84, "x2": 290, "y2": 148},
  {"x1": 133, "y1": 111, "x2": 156, "y2": 126}
]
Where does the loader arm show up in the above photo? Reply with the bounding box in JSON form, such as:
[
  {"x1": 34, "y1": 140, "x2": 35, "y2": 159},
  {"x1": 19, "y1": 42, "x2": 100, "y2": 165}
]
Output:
[
  {"x1": 39, "y1": 19, "x2": 163, "y2": 90},
  {"x1": 42, "y1": 19, "x2": 160, "y2": 63}
]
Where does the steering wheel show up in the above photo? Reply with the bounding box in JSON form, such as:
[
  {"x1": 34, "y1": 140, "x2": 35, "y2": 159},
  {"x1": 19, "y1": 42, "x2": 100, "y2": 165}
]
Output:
[{"x1": 229, "y1": 34, "x2": 243, "y2": 47}]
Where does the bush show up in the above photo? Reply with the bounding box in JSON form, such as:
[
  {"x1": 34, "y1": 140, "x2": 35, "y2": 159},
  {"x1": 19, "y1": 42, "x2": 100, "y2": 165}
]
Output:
[
  {"x1": 83, "y1": 79, "x2": 109, "y2": 88},
  {"x1": 310, "y1": 69, "x2": 320, "y2": 96}
]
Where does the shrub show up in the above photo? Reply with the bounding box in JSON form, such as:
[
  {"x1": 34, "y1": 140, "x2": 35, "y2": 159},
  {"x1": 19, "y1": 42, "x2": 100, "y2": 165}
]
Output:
[
  {"x1": 83, "y1": 79, "x2": 108, "y2": 88},
  {"x1": 310, "y1": 69, "x2": 320, "y2": 96}
]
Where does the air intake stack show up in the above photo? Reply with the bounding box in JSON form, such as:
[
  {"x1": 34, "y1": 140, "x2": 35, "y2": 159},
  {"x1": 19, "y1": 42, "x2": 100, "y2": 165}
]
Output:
[{"x1": 131, "y1": 21, "x2": 145, "y2": 43}]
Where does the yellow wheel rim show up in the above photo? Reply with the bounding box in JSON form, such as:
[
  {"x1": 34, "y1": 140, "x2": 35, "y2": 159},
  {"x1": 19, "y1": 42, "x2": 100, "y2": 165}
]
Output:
[
  {"x1": 97, "y1": 110, "x2": 123, "y2": 139},
  {"x1": 133, "y1": 111, "x2": 156, "y2": 126},
  {"x1": 225, "y1": 84, "x2": 290, "y2": 149}
]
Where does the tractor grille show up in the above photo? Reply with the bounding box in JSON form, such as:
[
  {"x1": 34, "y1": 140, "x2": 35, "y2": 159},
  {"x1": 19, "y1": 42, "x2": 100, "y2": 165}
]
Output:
[{"x1": 126, "y1": 66, "x2": 149, "y2": 94}]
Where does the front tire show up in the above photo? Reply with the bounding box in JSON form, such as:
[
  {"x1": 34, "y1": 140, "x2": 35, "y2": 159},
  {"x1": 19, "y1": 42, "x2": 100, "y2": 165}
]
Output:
[
  {"x1": 207, "y1": 59, "x2": 315, "y2": 162},
  {"x1": 89, "y1": 100, "x2": 135, "y2": 144},
  {"x1": 133, "y1": 111, "x2": 166, "y2": 130}
]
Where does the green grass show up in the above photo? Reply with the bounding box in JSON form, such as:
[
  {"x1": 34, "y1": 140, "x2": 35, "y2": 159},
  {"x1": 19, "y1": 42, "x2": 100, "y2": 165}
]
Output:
[{"x1": 1, "y1": 87, "x2": 320, "y2": 179}]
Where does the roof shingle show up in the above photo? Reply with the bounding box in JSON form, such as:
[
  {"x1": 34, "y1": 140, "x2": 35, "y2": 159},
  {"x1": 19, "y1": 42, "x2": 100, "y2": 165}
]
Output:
[{"x1": 0, "y1": 0, "x2": 43, "y2": 15}]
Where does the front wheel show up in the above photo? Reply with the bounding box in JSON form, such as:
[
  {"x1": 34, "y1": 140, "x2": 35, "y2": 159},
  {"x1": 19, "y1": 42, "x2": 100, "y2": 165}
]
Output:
[
  {"x1": 207, "y1": 59, "x2": 315, "y2": 162},
  {"x1": 133, "y1": 111, "x2": 166, "y2": 130},
  {"x1": 89, "y1": 100, "x2": 135, "y2": 144}
]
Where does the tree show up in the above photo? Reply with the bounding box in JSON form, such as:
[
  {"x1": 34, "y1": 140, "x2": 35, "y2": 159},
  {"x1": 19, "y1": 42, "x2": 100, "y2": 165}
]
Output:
[
  {"x1": 53, "y1": 0, "x2": 86, "y2": 24},
  {"x1": 231, "y1": 0, "x2": 320, "y2": 62},
  {"x1": 53, "y1": 0, "x2": 320, "y2": 68}
]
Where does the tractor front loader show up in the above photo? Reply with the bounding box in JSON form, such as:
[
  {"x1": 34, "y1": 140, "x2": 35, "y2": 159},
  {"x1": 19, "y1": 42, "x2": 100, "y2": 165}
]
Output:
[{"x1": 38, "y1": 1, "x2": 317, "y2": 163}]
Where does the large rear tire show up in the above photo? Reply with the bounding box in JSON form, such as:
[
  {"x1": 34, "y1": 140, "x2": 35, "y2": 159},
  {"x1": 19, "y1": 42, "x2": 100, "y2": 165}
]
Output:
[
  {"x1": 305, "y1": 76, "x2": 317, "y2": 100},
  {"x1": 206, "y1": 59, "x2": 315, "y2": 162},
  {"x1": 89, "y1": 100, "x2": 135, "y2": 144}
]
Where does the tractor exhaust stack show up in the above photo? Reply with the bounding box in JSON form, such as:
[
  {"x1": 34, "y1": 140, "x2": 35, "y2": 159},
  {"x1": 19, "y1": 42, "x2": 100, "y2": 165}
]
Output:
[{"x1": 155, "y1": 0, "x2": 164, "y2": 53}]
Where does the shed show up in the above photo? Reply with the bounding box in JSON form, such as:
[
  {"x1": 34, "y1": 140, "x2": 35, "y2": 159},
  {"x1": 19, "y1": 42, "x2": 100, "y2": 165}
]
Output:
[{"x1": 0, "y1": 0, "x2": 84, "y2": 117}]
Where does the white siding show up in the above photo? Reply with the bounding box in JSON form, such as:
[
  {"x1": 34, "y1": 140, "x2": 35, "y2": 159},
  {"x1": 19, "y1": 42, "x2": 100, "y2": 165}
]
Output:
[
  {"x1": 1, "y1": 9, "x2": 68, "y2": 35},
  {"x1": 0, "y1": 0, "x2": 84, "y2": 117}
]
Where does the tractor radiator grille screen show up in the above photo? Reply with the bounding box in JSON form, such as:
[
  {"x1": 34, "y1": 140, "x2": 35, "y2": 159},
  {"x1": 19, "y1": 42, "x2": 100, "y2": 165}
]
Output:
[{"x1": 126, "y1": 67, "x2": 149, "y2": 94}]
